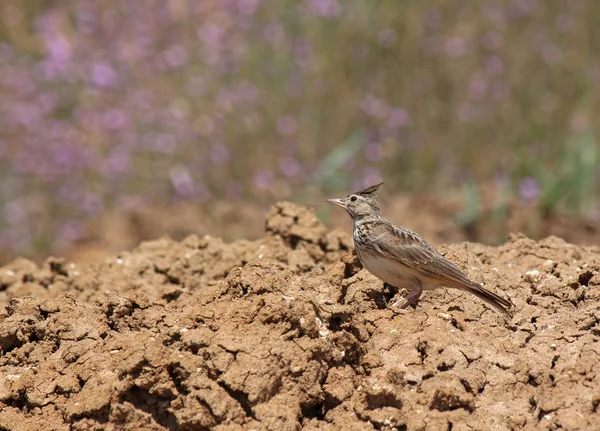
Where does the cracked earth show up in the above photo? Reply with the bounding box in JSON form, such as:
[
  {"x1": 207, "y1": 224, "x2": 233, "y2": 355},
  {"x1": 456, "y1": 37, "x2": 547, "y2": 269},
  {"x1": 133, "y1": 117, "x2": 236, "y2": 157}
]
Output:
[{"x1": 1, "y1": 202, "x2": 600, "y2": 430}]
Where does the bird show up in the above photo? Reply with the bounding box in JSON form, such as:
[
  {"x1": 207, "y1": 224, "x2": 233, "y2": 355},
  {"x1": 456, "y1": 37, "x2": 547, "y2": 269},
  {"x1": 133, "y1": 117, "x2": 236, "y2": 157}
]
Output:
[{"x1": 326, "y1": 182, "x2": 513, "y2": 315}]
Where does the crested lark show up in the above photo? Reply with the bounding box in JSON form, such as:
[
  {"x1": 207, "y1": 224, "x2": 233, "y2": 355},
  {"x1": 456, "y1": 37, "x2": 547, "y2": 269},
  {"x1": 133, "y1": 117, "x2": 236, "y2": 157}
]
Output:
[{"x1": 327, "y1": 182, "x2": 513, "y2": 315}]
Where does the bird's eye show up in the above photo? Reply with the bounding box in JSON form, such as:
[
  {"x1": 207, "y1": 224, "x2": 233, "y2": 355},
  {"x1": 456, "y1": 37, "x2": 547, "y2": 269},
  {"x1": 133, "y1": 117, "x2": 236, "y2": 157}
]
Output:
[{"x1": 350, "y1": 196, "x2": 357, "y2": 202}]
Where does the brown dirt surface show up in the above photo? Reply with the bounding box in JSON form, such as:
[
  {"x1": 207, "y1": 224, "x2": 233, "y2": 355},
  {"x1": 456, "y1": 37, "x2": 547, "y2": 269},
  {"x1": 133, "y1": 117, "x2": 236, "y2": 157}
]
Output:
[{"x1": 1, "y1": 202, "x2": 600, "y2": 430}]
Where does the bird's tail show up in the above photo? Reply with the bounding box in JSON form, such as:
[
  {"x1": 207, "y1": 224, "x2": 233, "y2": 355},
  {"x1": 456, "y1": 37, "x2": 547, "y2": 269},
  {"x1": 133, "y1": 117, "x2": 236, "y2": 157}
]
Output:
[{"x1": 457, "y1": 282, "x2": 514, "y2": 316}]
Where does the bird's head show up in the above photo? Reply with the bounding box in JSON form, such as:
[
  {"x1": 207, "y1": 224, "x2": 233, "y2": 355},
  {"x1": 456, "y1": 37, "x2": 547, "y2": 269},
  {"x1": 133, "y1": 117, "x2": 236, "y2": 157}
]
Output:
[{"x1": 326, "y1": 182, "x2": 383, "y2": 219}]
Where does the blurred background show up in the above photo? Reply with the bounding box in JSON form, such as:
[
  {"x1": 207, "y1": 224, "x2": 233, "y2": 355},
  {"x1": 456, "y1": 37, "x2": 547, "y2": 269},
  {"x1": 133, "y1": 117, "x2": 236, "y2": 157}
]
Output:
[{"x1": 1, "y1": 0, "x2": 599, "y2": 265}]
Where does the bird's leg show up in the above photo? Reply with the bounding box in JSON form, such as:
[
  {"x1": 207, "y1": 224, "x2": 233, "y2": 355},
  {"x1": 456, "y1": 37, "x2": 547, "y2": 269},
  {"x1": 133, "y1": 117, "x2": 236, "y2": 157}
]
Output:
[{"x1": 391, "y1": 280, "x2": 423, "y2": 309}]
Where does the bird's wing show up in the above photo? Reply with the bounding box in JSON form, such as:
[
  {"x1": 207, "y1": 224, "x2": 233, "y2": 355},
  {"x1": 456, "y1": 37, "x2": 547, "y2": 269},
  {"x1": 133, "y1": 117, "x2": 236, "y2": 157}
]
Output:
[{"x1": 370, "y1": 223, "x2": 474, "y2": 287}]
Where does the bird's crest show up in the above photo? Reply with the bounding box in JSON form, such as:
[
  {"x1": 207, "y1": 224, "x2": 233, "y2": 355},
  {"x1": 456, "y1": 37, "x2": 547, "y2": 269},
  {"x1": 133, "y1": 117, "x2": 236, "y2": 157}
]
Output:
[{"x1": 354, "y1": 182, "x2": 384, "y2": 196}]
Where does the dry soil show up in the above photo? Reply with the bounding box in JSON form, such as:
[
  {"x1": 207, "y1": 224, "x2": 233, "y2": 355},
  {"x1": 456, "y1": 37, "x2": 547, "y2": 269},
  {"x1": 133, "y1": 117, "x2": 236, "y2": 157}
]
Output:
[{"x1": 1, "y1": 202, "x2": 600, "y2": 430}]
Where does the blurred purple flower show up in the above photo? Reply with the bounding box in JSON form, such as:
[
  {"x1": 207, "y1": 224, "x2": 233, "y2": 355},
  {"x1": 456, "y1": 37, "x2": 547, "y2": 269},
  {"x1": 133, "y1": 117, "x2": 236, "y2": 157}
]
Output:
[
  {"x1": 91, "y1": 62, "x2": 118, "y2": 87},
  {"x1": 237, "y1": 0, "x2": 260, "y2": 15},
  {"x1": 103, "y1": 109, "x2": 128, "y2": 130},
  {"x1": 309, "y1": 0, "x2": 342, "y2": 19},
  {"x1": 118, "y1": 129, "x2": 139, "y2": 149},
  {"x1": 216, "y1": 82, "x2": 260, "y2": 110},
  {"x1": 507, "y1": 0, "x2": 539, "y2": 20},
  {"x1": 364, "y1": 142, "x2": 383, "y2": 162},
  {"x1": 53, "y1": 146, "x2": 83, "y2": 167},
  {"x1": 14, "y1": 73, "x2": 37, "y2": 96},
  {"x1": 482, "y1": 30, "x2": 502, "y2": 51},
  {"x1": 45, "y1": 34, "x2": 71, "y2": 63},
  {"x1": 132, "y1": 35, "x2": 153, "y2": 58},
  {"x1": 76, "y1": 8, "x2": 96, "y2": 34},
  {"x1": 210, "y1": 142, "x2": 230, "y2": 166},
  {"x1": 58, "y1": 220, "x2": 85, "y2": 243},
  {"x1": 468, "y1": 74, "x2": 488, "y2": 101},
  {"x1": 387, "y1": 107, "x2": 410, "y2": 129},
  {"x1": 541, "y1": 44, "x2": 563, "y2": 65},
  {"x1": 235, "y1": 81, "x2": 260, "y2": 102},
  {"x1": 377, "y1": 29, "x2": 397, "y2": 47},
  {"x1": 570, "y1": 113, "x2": 588, "y2": 132},
  {"x1": 56, "y1": 183, "x2": 82, "y2": 207},
  {"x1": 276, "y1": 115, "x2": 298, "y2": 136},
  {"x1": 170, "y1": 165, "x2": 194, "y2": 197},
  {"x1": 518, "y1": 177, "x2": 540, "y2": 204},
  {"x1": 163, "y1": 45, "x2": 189, "y2": 68},
  {"x1": 105, "y1": 149, "x2": 130, "y2": 174},
  {"x1": 263, "y1": 22, "x2": 285, "y2": 45},
  {"x1": 41, "y1": 34, "x2": 71, "y2": 78},
  {"x1": 483, "y1": 55, "x2": 504, "y2": 76},
  {"x1": 555, "y1": 14, "x2": 573, "y2": 33},
  {"x1": 198, "y1": 23, "x2": 226, "y2": 47},
  {"x1": 293, "y1": 39, "x2": 313, "y2": 68},
  {"x1": 216, "y1": 89, "x2": 234, "y2": 112},
  {"x1": 279, "y1": 157, "x2": 302, "y2": 178},
  {"x1": 361, "y1": 95, "x2": 388, "y2": 118},
  {"x1": 37, "y1": 92, "x2": 59, "y2": 114},
  {"x1": 14, "y1": 151, "x2": 44, "y2": 174},
  {"x1": 81, "y1": 192, "x2": 103, "y2": 214},
  {"x1": 444, "y1": 37, "x2": 470, "y2": 58},
  {"x1": 423, "y1": 8, "x2": 441, "y2": 29},
  {"x1": 483, "y1": 2, "x2": 505, "y2": 24},
  {"x1": 253, "y1": 169, "x2": 275, "y2": 190},
  {"x1": 12, "y1": 103, "x2": 41, "y2": 127},
  {"x1": 153, "y1": 134, "x2": 177, "y2": 153},
  {"x1": 130, "y1": 88, "x2": 154, "y2": 109}
]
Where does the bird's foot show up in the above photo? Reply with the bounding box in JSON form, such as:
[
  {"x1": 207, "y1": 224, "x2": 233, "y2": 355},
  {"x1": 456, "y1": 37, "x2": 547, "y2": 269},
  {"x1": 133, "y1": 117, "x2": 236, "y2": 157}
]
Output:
[{"x1": 390, "y1": 287, "x2": 422, "y2": 310}]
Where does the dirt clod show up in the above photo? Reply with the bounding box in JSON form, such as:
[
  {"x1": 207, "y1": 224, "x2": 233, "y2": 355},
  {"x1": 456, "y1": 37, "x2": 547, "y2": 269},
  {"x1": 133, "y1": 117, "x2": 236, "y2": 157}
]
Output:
[{"x1": 1, "y1": 204, "x2": 600, "y2": 430}]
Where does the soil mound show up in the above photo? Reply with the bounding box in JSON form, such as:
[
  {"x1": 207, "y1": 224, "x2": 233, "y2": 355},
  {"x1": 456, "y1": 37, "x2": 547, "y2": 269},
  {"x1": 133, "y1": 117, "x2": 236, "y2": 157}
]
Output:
[{"x1": 1, "y1": 202, "x2": 600, "y2": 430}]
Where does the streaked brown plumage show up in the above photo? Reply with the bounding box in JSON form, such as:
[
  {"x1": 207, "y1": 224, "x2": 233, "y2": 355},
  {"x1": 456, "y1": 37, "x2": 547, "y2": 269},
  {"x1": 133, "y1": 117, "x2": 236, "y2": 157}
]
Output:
[{"x1": 327, "y1": 182, "x2": 513, "y2": 315}]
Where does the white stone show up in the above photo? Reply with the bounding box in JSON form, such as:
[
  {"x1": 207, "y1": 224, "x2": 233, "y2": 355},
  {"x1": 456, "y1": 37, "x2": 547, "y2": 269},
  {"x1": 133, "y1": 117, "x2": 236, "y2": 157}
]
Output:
[{"x1": 523, "y1": 269, "x2": 541, "y2": 283}]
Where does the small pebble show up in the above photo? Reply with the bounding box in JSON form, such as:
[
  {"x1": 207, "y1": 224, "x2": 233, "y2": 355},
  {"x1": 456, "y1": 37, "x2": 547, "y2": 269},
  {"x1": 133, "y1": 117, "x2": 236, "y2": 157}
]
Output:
[
  {"x1": 523, "y1": 269, "x2": 541, "y2": 283},
  {"x1": 542, "y1": 260, "x2": 554, "y2": 272}
]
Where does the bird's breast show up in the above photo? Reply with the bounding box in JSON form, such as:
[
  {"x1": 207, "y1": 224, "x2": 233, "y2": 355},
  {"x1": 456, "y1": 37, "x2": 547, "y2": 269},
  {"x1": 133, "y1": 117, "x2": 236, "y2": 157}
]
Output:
[{"x1": 357, "y1": 248, "x2": 420, "y2": 288}]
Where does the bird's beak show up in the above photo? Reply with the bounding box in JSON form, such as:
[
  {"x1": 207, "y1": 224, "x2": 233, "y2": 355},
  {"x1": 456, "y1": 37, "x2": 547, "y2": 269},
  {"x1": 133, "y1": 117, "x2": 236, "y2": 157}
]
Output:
[{"x1": 326, "y1": 198, "x2": 346, "y2": 209}]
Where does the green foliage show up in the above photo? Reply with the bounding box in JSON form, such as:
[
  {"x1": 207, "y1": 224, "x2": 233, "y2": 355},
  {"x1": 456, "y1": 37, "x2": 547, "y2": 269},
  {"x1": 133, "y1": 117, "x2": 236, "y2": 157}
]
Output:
[
  {"x1": 536, "y1": 130, "x2": 597, "y2": 217},
  {"x1": 314, "y1": 131, "x2": 365, "y2": 191}
]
